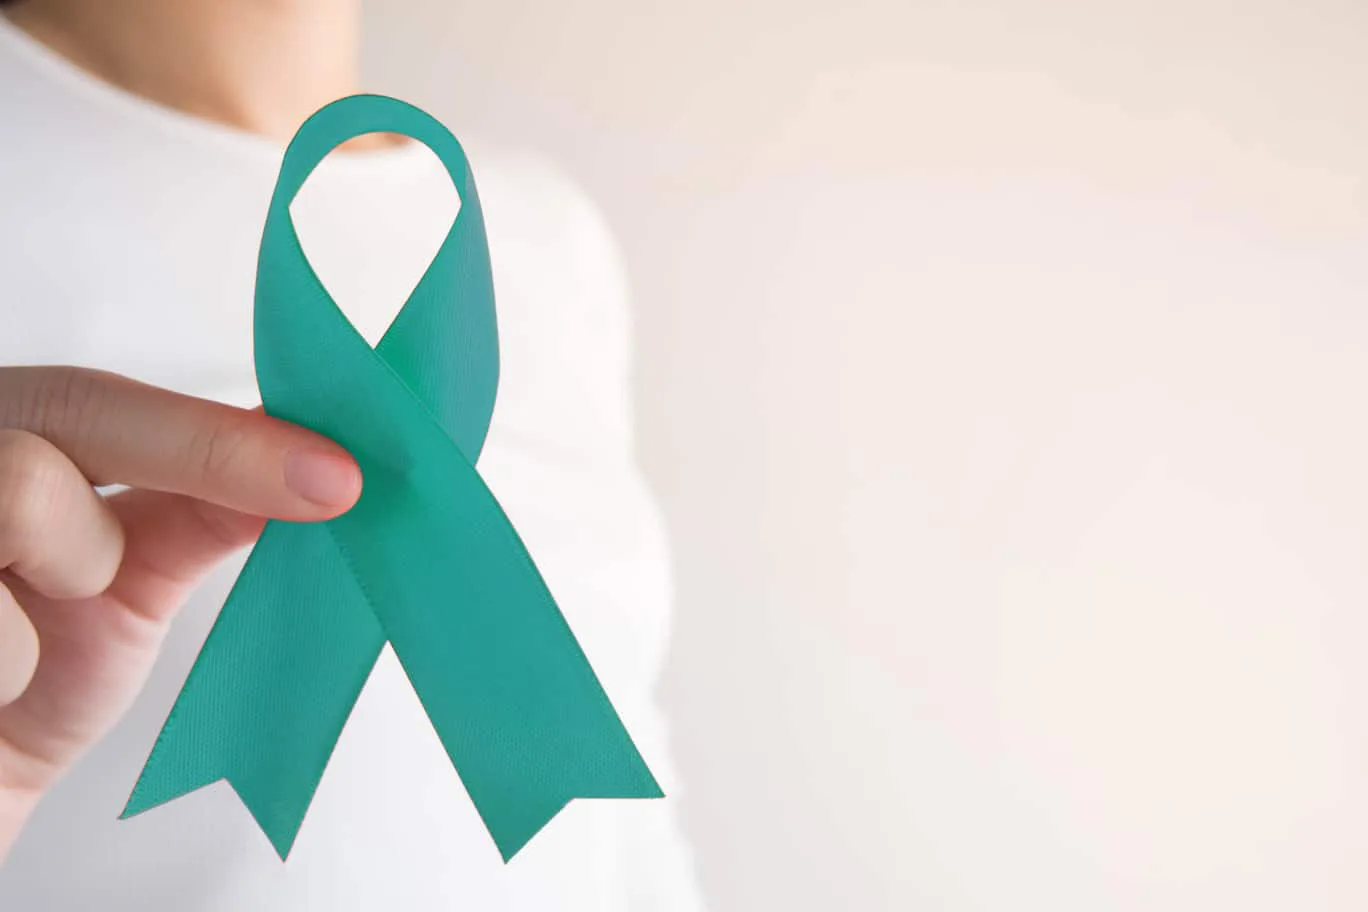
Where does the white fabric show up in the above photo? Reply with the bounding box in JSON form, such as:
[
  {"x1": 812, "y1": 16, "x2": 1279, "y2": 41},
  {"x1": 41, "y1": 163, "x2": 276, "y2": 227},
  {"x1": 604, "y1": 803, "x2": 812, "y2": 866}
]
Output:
[{"x1": 0, "y1": 15, "x2": 704, "y2": 911}]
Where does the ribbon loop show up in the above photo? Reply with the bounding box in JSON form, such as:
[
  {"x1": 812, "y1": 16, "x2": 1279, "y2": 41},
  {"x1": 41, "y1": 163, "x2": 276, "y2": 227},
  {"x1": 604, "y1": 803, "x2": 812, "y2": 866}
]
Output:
[{"x1": 123, "y1": 95, "x2": 660, "y2": 862}]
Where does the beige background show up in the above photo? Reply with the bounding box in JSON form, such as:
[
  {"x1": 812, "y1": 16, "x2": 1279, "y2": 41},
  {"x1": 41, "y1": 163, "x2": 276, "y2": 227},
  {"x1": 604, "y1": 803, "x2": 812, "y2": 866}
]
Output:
[{"x1": 365, "y1": 2, "x2": 1368, "y2": 909}]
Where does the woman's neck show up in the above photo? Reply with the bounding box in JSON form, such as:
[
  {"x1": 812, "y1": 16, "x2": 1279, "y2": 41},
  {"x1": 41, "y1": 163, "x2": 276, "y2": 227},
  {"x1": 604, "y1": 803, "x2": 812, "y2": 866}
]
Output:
[{"x1": 5, "y1": 0, "x2": 387, "y2": 146}]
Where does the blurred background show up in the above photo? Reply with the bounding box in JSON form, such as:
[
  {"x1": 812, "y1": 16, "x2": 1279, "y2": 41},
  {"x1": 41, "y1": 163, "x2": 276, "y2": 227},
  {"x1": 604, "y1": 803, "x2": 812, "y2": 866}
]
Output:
[{"x1": 365, "y1": 2, "x2": 1368, "y2": 909}]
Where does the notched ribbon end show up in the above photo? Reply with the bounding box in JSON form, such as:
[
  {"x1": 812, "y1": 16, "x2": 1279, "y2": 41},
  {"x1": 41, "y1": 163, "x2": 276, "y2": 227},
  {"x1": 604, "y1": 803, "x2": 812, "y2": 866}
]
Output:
[
  {"x1": 119, "y1": 767, "x2": 219, "y2": 822},
  {"x1": 120, "y1": 771, "x2": 311, "y2": 862},
  {"x1": 225, "y1": 776, "x2": 309, "y2": 861},
  {"x1": 487, "y1": 765, "x2": 667, "y2": 863}
]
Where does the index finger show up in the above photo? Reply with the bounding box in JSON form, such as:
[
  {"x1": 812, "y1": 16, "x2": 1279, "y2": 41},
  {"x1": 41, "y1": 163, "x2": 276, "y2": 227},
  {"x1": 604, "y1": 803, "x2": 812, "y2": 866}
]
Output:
[{"x1": 0, "y1": 366, "x2": 361, "y2": 521}]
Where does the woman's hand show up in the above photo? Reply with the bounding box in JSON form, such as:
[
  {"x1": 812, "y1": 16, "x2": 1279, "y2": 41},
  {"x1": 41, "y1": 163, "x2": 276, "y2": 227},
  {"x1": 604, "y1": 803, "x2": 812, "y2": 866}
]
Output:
[{"x1": 0, "y1": 366, "x2": 361, "y2": 860}]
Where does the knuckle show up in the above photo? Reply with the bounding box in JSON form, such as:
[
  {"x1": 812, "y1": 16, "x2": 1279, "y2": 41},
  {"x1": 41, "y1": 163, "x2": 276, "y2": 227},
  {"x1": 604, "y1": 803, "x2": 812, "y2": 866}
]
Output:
[
  {"x1": 0, "y1": 368, "x2": 113, "y2": 484},
  {"x1": 185, "y1": 418, "x2": 252, "y2": 487},
  {"x1": 8, "y1": 367, "x2": 104, "y2": 437},
  {"x1": 0, "y1": 430, "x2": 69, "y2": 548}
]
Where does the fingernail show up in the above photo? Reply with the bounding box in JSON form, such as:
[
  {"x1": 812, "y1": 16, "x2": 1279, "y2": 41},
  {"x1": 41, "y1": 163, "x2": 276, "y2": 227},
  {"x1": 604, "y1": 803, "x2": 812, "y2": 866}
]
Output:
[{"x1": 283, "y1": 449, "x2": 362, "y2": 509}]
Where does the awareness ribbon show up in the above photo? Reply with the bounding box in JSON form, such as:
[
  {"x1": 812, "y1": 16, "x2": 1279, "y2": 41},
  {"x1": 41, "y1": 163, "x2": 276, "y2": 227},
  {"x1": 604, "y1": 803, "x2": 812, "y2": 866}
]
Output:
[{"x1": 121, "y1": 94, "x2": 661, "y2": 861}]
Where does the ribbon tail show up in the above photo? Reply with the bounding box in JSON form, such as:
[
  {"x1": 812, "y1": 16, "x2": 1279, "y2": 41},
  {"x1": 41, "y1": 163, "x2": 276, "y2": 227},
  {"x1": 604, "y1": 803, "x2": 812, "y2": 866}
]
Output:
[
  {"x1": 121, "y1": 520, "x2": 385, "y2": 860},
  {"x1": 328, "y1": 443, "x2": 662, "y2": 862}
]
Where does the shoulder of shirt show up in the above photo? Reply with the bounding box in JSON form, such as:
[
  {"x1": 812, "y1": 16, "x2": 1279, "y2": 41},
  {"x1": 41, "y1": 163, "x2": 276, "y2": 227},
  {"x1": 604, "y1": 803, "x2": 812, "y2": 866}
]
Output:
[
  {"x1": 455, "y1": 139, "x2": 635, "y2": 362},
  {"x1": 463, "y1": 141, "x2": 604, "y2": 222},
  {"x1": 461, "y1": 141, "x2": 628, "y2": 271}
]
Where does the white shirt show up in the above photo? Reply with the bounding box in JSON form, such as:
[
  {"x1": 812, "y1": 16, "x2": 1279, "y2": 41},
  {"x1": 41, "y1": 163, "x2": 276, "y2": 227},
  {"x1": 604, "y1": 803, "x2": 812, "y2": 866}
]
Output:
[{"x1": 0, "y1": 16, "x2": 704, "y2": 911}]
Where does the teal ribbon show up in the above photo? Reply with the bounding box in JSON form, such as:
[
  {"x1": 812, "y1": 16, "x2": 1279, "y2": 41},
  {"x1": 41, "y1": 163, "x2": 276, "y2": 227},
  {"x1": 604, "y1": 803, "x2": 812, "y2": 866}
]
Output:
[{"x1": 122, "y1": 95, "x2": 661, "y2": 861}]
